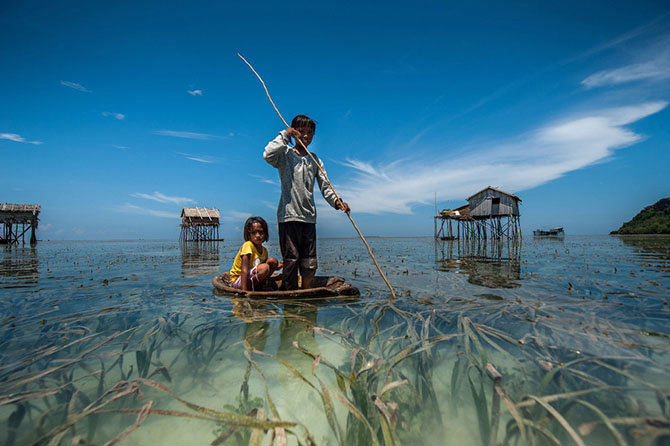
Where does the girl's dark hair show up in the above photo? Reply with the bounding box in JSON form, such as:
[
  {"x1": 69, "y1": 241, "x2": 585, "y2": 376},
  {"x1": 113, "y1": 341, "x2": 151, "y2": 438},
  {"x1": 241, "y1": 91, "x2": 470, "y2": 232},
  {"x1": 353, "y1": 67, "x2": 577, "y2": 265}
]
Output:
[
  {"x1": 243, "y1": 216, "x2": 269, "y2": 242},
  {"x1": 291, "y1": 114, "x2": 316, "y2": 132}
]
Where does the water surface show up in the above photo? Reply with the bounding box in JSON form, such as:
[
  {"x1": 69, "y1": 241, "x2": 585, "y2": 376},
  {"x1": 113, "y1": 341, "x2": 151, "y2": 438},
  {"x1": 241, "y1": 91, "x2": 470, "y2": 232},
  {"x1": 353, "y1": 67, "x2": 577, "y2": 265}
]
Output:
[{"x1": 1, "y1": 236, "x2": 669, "y2": 445}]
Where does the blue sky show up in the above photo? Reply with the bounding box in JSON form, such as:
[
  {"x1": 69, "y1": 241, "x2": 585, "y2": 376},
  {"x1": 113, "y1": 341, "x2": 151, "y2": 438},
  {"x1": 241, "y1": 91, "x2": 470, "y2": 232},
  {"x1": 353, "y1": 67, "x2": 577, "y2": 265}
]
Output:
[{"x1": 2, "y1": 0, "x2": 669, "y2": 239}]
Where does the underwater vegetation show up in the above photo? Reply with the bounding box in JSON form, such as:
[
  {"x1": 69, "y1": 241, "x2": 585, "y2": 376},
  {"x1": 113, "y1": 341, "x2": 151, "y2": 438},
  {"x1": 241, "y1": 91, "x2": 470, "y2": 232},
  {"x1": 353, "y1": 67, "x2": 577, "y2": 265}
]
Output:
[{"x1": 0, "y1": 237, "x2": 669, "y2": 445}]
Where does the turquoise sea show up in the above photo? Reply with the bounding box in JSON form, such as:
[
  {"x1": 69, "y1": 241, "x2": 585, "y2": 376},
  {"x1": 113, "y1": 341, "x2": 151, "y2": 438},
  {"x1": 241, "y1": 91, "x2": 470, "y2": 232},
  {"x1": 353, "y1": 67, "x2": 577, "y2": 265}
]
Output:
[{"x1": 1, "y1": 235, "x2": 669, "y2": 445}]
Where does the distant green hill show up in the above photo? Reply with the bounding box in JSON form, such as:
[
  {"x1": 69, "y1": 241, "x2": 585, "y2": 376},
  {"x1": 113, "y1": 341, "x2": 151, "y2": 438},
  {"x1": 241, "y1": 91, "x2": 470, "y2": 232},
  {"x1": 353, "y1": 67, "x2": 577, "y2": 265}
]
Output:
[{"x1": 611, "y1": 198, "x2": 670, "y2": 234}]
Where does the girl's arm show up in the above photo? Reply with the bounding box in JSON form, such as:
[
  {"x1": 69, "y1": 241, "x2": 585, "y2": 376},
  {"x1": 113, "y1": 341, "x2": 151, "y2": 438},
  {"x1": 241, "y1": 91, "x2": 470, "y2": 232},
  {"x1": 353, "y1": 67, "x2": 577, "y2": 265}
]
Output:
[{"x1": 240, "y1": 253, "x2": 252, "y2": 291}]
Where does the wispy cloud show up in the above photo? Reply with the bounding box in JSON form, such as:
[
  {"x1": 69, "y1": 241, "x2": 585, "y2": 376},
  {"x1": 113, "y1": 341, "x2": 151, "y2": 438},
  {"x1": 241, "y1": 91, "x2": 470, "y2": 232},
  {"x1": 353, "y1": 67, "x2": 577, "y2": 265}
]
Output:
[
  {"x1": 434, "y1": 17, "x2": 669, "y2": 126},
  {"x1": 111, "y1": 144, "x2": 129, "y2": 150},
  {"x1": 176, "y1": 152, "x2": 216, "y2": 164},
  {"x1": 154, "y1": 130, "x2": 220, "y2": 140},
  {"x1": 115, "y1": 203, "x2": 176, "y2": 218},
  {"x1": 570, "y1": 13, "x2": 670, "y2": 64},
  {"x1": 187, "y1": 89, "x2": 203, "y2": 96},
  {"x1": 102, "y1": 111, "x2": 126, "y2": 120},
  {"x1": 60, "y1": 81, "x2": 91, "y2": 92},
  {"x1": 582, "y1": 51, "x2": 670, "y2": 88},
  {"x1": 219, "y1": 210, "x2": 252, "y2": 222},
  {"x1": 336, "y1": 101, "x2": 667, "y2": 215},
  {"x1": 338, "y1": 158, "x2": 391, "y2": 180},
  {"x1": 249, "y1": 174, "x2": 278, "y2": 186},
  {"x1": 580, "y1": 29, "x2": 670, "y2": 89},
  {"x1": 185, "y1": 156, "x2": 213, "y2": 164},
  {"x1": 131, "y1": 191, "x2": 195, "y2": 204},
  {"x1": 0, "y1": 133, "x2": 43, "y2": 145}
]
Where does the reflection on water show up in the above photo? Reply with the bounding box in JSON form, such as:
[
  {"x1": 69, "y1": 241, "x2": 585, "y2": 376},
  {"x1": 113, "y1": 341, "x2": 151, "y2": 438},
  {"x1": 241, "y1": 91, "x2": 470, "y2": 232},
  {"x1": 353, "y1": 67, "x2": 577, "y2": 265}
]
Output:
[
  {"x1": 0, "y1": 246, "x2": 39, "y2": 288},
  {"x1": 0, "y1": 237, "x2": 669, "y2": 446},
  {"x1": 180, "y1": 241, "x2": 221, "y2": 277},
  {"x1": 618, "y1": 235, "x2": 670, "y2": 270},
  {"x1": 436, "y1": 239, "x2": 521, "y2": 288}
]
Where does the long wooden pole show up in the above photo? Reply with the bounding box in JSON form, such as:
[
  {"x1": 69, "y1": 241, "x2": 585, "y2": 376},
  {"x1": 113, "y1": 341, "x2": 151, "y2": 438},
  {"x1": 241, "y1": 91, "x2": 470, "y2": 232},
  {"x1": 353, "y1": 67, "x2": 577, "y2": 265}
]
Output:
[{"x1": 238, "y1": 53, "x2": 396, "y2": 298}]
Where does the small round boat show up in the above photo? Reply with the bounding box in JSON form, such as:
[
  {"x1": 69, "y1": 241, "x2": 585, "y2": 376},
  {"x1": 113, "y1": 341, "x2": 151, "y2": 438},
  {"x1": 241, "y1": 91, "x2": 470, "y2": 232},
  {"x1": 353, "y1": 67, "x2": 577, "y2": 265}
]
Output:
[{"x1": 212, "y1": 272, "x2": 360, "y2": 298}]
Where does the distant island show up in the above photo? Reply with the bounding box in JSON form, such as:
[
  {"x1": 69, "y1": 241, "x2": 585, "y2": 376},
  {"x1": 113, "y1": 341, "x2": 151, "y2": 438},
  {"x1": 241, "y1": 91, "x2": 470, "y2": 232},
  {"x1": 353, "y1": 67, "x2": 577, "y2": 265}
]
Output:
[{"x1": 611, "y1": 198, "x2": 670, "y2": 234}]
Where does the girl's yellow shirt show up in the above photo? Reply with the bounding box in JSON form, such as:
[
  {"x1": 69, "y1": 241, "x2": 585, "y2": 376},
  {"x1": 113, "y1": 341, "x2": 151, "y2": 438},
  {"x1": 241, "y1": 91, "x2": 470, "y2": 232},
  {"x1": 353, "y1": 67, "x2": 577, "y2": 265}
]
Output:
[{"x1": 228, "y1": 241, "x2": 268, "y2": 281}]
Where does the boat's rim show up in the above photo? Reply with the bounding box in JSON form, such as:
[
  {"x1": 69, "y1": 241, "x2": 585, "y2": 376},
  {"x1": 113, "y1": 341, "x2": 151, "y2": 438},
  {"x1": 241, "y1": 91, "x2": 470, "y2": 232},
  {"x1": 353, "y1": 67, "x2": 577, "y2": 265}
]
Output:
[{"x1": 212, "y1": 272, "x2": 359, "y2": 298}]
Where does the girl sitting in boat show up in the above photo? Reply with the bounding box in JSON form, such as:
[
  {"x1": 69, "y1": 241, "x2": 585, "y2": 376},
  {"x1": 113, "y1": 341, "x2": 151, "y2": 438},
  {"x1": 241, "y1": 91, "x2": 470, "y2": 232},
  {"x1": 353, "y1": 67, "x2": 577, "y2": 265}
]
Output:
[{"x1": 228, "y1": 216, "x2": 282, "y2": 291}]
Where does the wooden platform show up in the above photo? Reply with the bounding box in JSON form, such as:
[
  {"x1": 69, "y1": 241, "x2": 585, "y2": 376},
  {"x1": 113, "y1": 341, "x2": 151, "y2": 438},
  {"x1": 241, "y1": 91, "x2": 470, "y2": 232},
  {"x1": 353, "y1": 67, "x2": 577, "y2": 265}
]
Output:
[{"x1": 1, "y1": 203, "x2": 40, "y2": 245}]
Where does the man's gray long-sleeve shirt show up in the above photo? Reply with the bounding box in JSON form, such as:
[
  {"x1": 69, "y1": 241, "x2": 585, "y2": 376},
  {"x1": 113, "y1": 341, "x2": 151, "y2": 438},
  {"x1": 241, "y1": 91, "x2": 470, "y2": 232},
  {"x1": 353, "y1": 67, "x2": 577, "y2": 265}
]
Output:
[{"x1": 263, "y1": 130, "x2": 339, "y2": 224}]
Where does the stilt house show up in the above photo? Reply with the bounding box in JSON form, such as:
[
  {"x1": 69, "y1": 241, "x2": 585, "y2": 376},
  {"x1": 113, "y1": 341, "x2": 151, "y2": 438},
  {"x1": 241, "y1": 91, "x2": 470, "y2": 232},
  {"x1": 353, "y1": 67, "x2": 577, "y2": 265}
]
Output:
[
  {"x1": 468, "y1": 187, "x2": 521, "y2": 218},
  {"x1": 1, "y1": 203, "x2": 41, "y2": 245},
  {"x1": 435, "y1": 187, "x2": 522, "y2": 240},
  {"x1": 179, "y1": 207, "x2": 223, "y2": 242}
]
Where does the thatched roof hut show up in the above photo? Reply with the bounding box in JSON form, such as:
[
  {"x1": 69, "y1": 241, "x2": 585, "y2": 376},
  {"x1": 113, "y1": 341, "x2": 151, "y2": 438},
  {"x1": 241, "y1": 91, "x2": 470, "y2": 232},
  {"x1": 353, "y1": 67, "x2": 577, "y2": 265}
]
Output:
[
  {"x1": 180, "y1": 207, "x2": 221, "y2": 226},
  {"x1": 1, "y1": 203, "x2": 41, "y2": 245},
  {"x1": 179, "y1": 207, "x2": 222, "y2": 242},
  {"x1": 0, "y1": 204, "x2": 41, "y2": 224}
]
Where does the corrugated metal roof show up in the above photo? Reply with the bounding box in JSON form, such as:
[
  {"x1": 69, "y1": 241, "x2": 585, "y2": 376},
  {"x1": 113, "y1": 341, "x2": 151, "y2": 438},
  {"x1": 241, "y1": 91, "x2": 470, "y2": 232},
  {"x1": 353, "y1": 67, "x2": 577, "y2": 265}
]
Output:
[{"x1": 466, "y1": 186, "x2": 521, "y2": 202}]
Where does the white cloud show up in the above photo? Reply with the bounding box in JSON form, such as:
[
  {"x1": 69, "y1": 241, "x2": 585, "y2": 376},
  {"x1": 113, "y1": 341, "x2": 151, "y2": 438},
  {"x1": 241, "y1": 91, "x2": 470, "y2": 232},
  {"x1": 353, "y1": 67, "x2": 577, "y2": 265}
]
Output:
[
  {"x1": 154, "y1": 130, "x2": 220, "y2": 140},
  {"x1": 582, "y1": 60, "x2": 670, "y2": 89},
  {"x1": 220, "y1": 211, "x2": 251, "y2": 223},
  {"x1": 231, "y1": 211, "x2": 252, "y2": 219},
  {"x1": 115, "y1": 203, "x2": 176, "y2": 218},
  {"x1": 131, "y1": 191, "x2": 196, "y2": 205},
  {"x1": 60, "y1": 81, "x2": 91, "y2": 92},
  {"x1": 582, "y1": 43, "x2": 670, "y2": 88},
  {"x1": 336, "y1": 101, "x2": 667, "y2": 215},
  {"x1": 339, "y1": 158, "x2": 391, "y2": 180},
  {"x1": 111, "y1": 144, "x2": 129, "y2": 150},
  {"x1": 176, "y1": 152, "x2": 216, "y2": 164},
  {"x1": 102, "y1": 112, "x2": 126, "y2": 120},
  {"x1": 186, "y1": 156, "x2": 213, "y2": 163},
  {"x1": 249, "y1": 174, "x2": 278, "y2": 186},
  {"x1": 598, "y1": 102, "x2": 669, "y2": 126},
  {"x1": 0, "y1": 133, "x2": 43, "y2": 145},
  {"x1": 187, "y1": 89, "x2": 203, "y2": 96}
]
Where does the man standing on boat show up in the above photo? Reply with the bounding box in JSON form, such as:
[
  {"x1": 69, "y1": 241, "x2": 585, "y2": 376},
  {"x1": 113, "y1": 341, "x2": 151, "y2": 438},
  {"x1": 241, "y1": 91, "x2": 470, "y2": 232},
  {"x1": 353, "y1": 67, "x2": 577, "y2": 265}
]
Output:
[{"x1": 263, "y1": 114, "x2": 350, "y2": 290}]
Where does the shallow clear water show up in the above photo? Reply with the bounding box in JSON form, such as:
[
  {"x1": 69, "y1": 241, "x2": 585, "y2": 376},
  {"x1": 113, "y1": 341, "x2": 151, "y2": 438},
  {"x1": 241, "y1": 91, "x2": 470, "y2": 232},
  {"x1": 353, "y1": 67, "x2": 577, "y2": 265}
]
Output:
[{"x1": 1, "y1": 236, "x2": 669, "y2": 445}]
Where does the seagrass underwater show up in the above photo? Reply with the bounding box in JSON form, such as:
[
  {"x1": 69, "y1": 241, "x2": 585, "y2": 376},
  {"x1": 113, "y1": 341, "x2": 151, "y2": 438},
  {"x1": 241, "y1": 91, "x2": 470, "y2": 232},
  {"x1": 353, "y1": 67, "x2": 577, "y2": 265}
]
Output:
[{"x1": 1, "y1": 236, "x2": 669, "y2": 445}]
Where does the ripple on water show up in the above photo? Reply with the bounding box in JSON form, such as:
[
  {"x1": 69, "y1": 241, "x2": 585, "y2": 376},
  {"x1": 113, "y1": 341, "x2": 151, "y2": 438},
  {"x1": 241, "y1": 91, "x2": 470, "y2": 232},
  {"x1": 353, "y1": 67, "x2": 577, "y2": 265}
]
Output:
[{"x1": 0, "y1": 236, "x2": 669, "y2": 445}]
